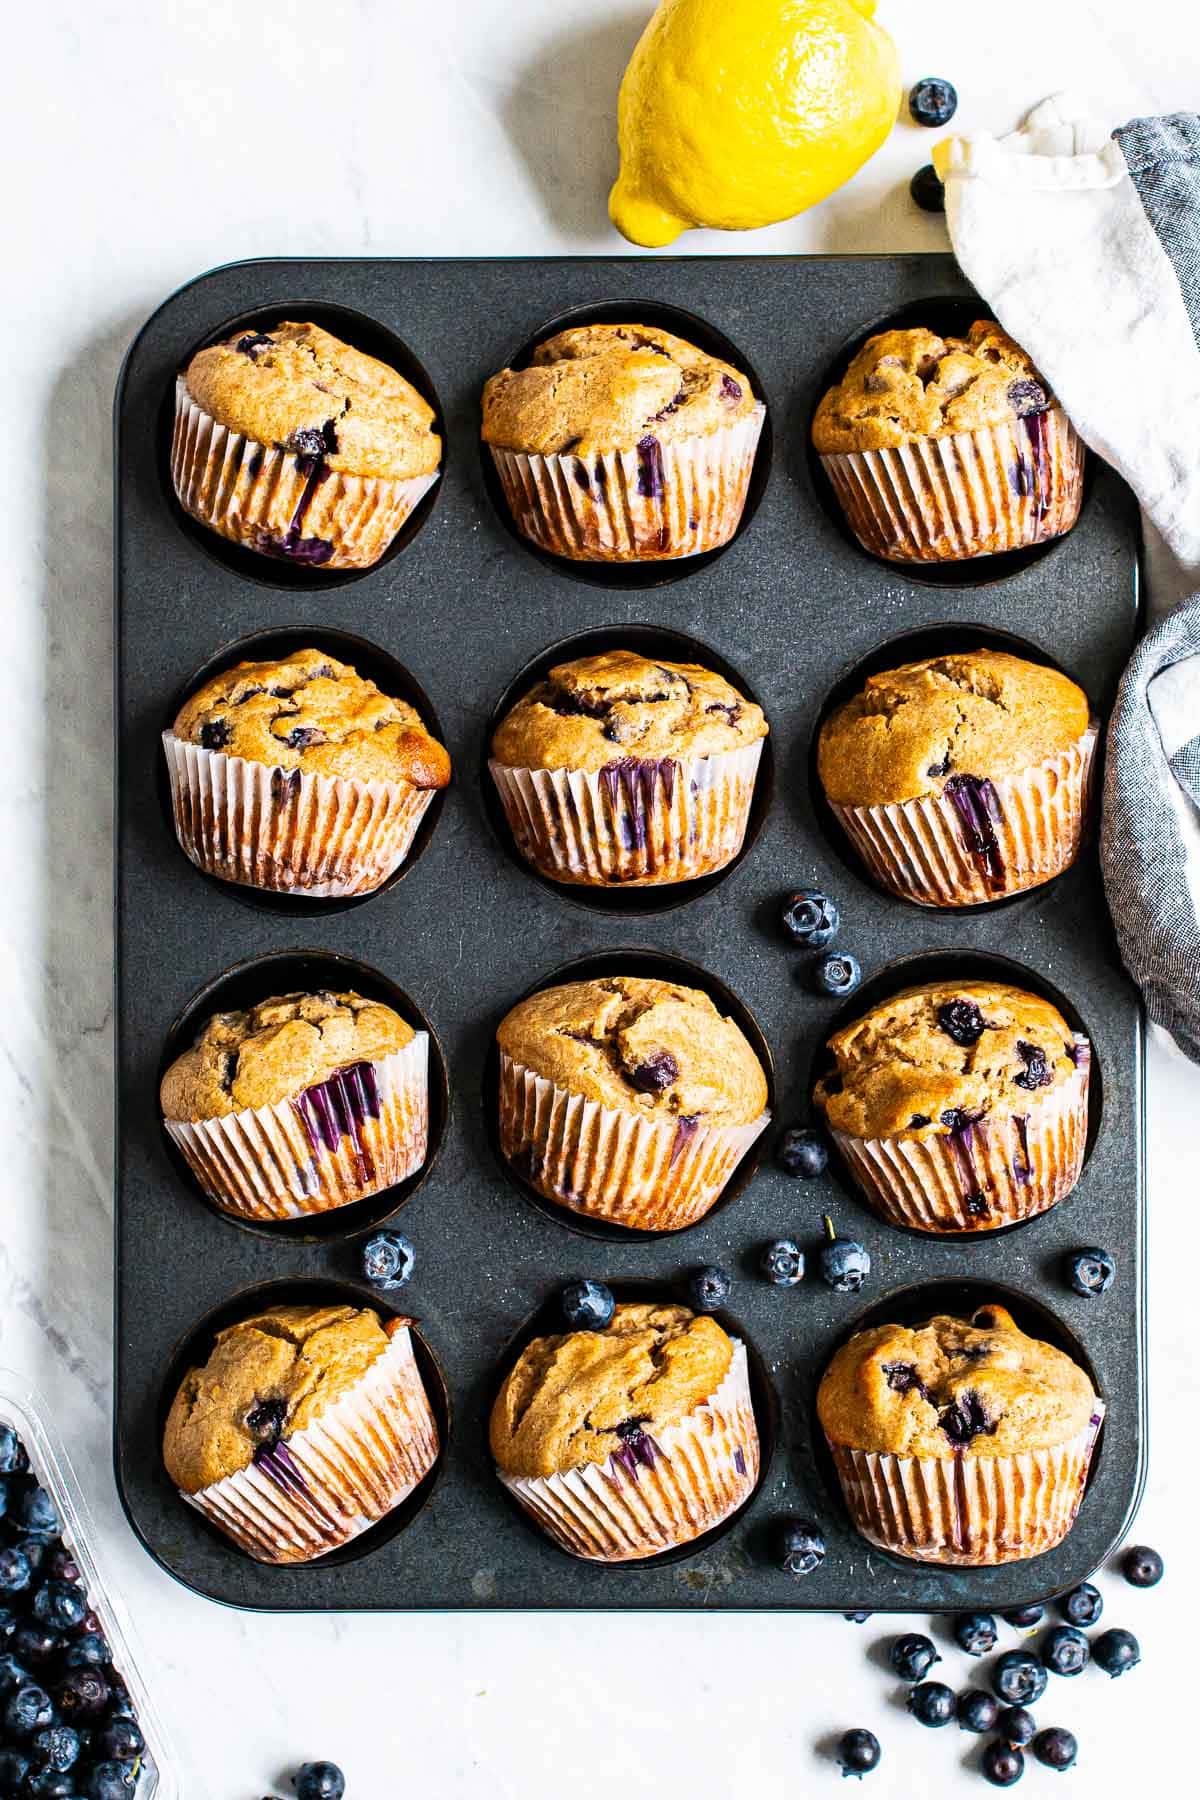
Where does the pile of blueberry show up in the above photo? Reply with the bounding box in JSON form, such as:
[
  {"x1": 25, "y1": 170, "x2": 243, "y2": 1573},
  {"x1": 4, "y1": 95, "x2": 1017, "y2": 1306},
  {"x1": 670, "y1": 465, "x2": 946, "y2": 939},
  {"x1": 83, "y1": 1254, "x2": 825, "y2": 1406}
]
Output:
[{"x1": 0, "y1": 1424, "x2": 147, "y2": 1798}]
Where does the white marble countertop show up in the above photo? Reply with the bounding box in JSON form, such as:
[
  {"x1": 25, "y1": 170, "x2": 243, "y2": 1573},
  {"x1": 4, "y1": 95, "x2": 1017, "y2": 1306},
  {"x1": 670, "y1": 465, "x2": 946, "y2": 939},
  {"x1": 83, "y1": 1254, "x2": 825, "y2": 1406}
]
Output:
[{"x1": 5, "y1": 2, "x2": 1198, "y2": 1793}]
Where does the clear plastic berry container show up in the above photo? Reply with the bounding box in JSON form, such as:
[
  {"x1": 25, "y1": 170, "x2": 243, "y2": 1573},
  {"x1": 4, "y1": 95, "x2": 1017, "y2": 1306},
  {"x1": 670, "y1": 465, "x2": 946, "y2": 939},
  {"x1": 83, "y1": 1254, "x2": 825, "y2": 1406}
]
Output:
[{"x1": 0, "y1": 1367, "x2": 175, "y2": 1796}]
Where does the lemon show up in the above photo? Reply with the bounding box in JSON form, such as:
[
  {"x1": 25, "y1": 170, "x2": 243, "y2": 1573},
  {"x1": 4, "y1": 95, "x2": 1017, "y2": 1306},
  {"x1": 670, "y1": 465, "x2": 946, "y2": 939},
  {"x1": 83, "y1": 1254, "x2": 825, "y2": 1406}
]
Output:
[{"x1": 609, "y1": 0, "x2": 901, "y2": 248}]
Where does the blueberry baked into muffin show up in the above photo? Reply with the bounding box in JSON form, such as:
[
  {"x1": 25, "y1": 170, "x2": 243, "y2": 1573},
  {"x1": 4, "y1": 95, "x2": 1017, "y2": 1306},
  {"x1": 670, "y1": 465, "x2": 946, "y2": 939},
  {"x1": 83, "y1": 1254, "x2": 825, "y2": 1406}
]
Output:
[
  {"x1": 164, "y1": 648, "x2": 450, "y2": 898},
  {"x1": 160, "y1": 990, "x2": 429, "y2": 1223},
  {"x1": 817, "y1": 1303, "x2": 1103, "y2": 1565},
  {"x1": 172, "y1": 320, "x2": 442, "y2": 569},
  {"x1": 496, "y1": 975, "x2": 770, "y2": 1231},
  {"x1": 489, "y1": 648, "x2": 768, "y2": 886},
  {"x1": 490, "y1": 1302, "x2": 758, "y2": 1560},
  {"x1": 163, "y1": 1303, "x2": 439, "y2": 1563},
  {"x1": 812, "y1": 321, "x2": 1083, "y2": 562},
  {"x1": 481, "y1": 322, "x2": 765, "y2": 561},
  {"x1": 817, "y1": 650, "x2": 1096, "y2": 906},
  {"x1": 813, "y1": 979, "x2": 1090, "y2": 1233}
]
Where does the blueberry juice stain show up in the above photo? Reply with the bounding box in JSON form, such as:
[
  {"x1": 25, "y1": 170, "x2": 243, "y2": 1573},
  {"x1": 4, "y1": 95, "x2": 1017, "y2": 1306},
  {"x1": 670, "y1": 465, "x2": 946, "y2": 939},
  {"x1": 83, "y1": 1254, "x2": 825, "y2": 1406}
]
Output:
[
  {"x1": 944, "y1": 774, "x2": 1006, "y2": 891},
  {"x1": 940, "y1": 1107, "x2": 990, "y2": 1218},
  {"x1": 599, "y1": 757, "x2": 678, "y2": 853},
  {"x1": 293, "y1": 1061, "x2": 383, "y2": 1183},
  {"x1": 609, "y1": 1420, "x2": 659, "y2": 1484}
]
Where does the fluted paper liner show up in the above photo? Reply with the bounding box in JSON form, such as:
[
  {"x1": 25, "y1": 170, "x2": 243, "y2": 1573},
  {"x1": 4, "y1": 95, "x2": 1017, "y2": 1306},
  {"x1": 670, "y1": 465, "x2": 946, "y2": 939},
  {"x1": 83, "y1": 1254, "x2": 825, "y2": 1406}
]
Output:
[
  {"x1": 163, "y1": 731, "x2": 436, "y2": 898},
  {"x1": 166, "y1": 1037, "x2": 429, "y2": 1222},
  {"x1": 826, "y1": 1404, "x2": 1104, "y2": 1567},
  {"x1": 819, "y1": 406, "x2": 1083, "y2": 564},
  {"x1": 830, "y1": 1042, "x2": 1090, "y2": 1235},
  {"x1": 831, "y1": 726, "x2": 1098, "y2": 908},
  {"x1": 499, "y1": 1339, "x2": 759, "y2": 1561},
  {"x1": 499, "y1": 1053, "x2": 769, "y2": 1232},
  {"x1": 183, "y1": 1324, "x2": 439, "y2": 1564},
  {"x1": 171, "y1": 379, "x2": 439, "y2": 570},
  {"x1": 488, "y1": 740, "x2": 764, "y2": 887},
  {"x1": 488, "y1": 405, "x2": 765, "y2": 562}
]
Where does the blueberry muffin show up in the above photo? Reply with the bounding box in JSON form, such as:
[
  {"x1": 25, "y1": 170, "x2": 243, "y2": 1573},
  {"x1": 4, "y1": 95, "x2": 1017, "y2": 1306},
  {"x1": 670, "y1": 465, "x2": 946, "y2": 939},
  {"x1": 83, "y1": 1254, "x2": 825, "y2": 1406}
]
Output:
[
  {"x1": 160, "y1": 989, "x2": 429, "y2": 1222},
  {"x1": 817, "y1": 650, "x2": 1097, "y2": 906},
  {"x1": 818, "y1": 1303, "x2": 1103, "y2": 1565},
  {"x1": 496, "y1": 974, "x2": 770, "y2": 1231},
  {"x1": 164, "y1": 648, "x2": 450, "y2": 897},
  {"x1": 812, "y1": 321, "x2": 1083, "y2": 561},
  {"x1": 164, "y1": 1303, "x2": 439, "y2": 1563},
  {"x1": 813, "y1": 979, "x2": 1090, "y2": 1234},
  {"x1": 481, "y1": 322, "x2": 765, "y2": 561},
  {"x1": 489, "y1": 649, "x2": 768, "y2": 886},
  {"x1": 172, "y1": 320, "x2": 442, "y2": 569},
  {"x1": 490, "y1": 1302, "x2": 758, "y2": 1560}
]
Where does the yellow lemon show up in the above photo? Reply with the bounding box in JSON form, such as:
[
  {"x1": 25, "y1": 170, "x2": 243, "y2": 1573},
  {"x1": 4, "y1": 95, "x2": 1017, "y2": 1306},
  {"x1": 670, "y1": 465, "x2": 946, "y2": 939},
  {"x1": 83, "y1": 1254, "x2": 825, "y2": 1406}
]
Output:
[{"x1": 610, "y1": 0, "x2": 901, "y2": 247}]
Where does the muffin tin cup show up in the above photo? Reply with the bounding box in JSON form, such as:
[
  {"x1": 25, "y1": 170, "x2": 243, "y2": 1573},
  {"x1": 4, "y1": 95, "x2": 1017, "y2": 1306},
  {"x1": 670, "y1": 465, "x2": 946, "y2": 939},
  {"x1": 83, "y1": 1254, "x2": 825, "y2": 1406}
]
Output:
[
  {"x1": 498, "y1": 1338, "x2": 760, "y2": 1562},
  {"x1": 487, "y1": 739, "x2": 764, "y2": 888},
  {"x1": 498, "y1": 1052, "x2": 769, "y2": 1233},
  {"x1": 164, "y1": 1036, "x2": 429, "y2": 1222},
  {"x1": 171, "y1": 380, "x2": 439, "y2": 571},
  {"x1": 825, "y1": 1403, "x2": 1105, "y2": 1568},
  {"x1": 829, "y1": 1042, "x2": 1090, "y2": 1235},
  {"x1": 830, "y1": 724, "x2": 1099, "y2": 907},
  {"x1": 818, "y1": 407, "x2": 1084, "y2": 565},
  {"x1": 181, "y1": 1320, "x2": 439, "y2": 1564},
  {"x1": 486, "y1": 406, "x2": 765, "y2": 563}
]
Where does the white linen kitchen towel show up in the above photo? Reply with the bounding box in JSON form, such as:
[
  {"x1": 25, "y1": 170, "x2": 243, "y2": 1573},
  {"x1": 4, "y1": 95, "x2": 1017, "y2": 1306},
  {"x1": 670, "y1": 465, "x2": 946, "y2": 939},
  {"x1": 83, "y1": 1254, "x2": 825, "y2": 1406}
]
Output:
[{"x1": 936, "y1": 97, "x2": 1200, "y2": 1062}]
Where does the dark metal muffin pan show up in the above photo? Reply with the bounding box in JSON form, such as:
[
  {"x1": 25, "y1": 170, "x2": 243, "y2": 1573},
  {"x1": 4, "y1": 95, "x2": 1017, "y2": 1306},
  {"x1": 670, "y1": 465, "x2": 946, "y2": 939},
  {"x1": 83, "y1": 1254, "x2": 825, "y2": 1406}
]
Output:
[{"x1": 114, "y1": 255, "x2": 1145, "y2": 1612}]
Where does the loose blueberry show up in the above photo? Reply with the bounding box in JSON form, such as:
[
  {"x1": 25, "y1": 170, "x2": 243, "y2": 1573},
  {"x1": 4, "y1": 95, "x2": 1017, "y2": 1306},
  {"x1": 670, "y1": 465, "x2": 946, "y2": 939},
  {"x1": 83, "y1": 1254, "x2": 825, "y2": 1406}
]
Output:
[
  {"x1": 910, "y1": 164, "x2": 946, "y2": 213},
  {"x1": 982, "y1": 1742, "x2": 1025, "y2": 1787},
  {"x1": 818, "y1": 1217, "x2": 870, "y2": 1294},
  {"x1": 293, "y1": 1763, "x2": 346, "y2": 1800},
  {"x1": 31, "y1": 1582, "x2": 87, "y2": 1633},
  {"x1": 909, "y1": 77, "x2": 958, "y2": 127},
  {"x1": 907, "y1": 1682, "x2": 956, "y2": 1728},
  {"x1": 1040, "y1": 1625, "x2": 1089, "y2": 1677},
  {"x1": 992, "y1": 1650, "x2": 1048, "y2": 1707},
  {"x1": 0, "y1": 1549, "x2": 31, "y2": 1595},
  {"x1": 1058, "y1": 1582, "x2": 1102, "y2": 1628},
  {"x1": 0, "y1": 1607, "x2": 15, "y2": 1646},
  {"x1": 776, "y1": 1128, "x2": 828, "y2": 1179},
  {"x1": 0, "y1": 1651, "x2": 29, "y2": 1692},
  {"x1": 1033, "y1": 1727, "x2": 1077, "y2": 1772},
  {"x1": 1091, "y1": 1627, "x2": 1139, "y2": 1677},
  {"x1": 0, "y1": 1749, "x2": 29, "y2": 1790},
  {"x1": 30, "y1": 1723, "x2": 80, "y2": 1772},
  {"x1": 61, "y1": 1633, "x2": 109, "y2": 1670},
  {"x1": 937, "y1": 999, "x2": 987, "y2": 1046},
  {"x1": 781, "y1": 888, "x2": 840, "y2": 949},
  {"x1": 760, "y1": 1239, "x2": 804, "y2": 1286},
  {"x1": 53, "y1": 1668, "x2": 109, "y2": 1720},
  {"x1": 957, "y1": 1690, "x2": 1000, "y2": 1734},
  {"x1": 4, "y1": 1682, "x2": 54, "y2": 1738},
  {"x1": 26, "y1": 1771, "x2": 77, "y2": 1799},
  {"x1": 1121, "y1": 1544, "x2": 1163, "y2": 1588},
  {"x1": 889, "y1": 1634, "x2": 940, "y2": 1683},
  {"x1": 12, "y1": 1623, "x2": 63, "y2": 1667},
  {"x1": 843, "y1": 1611, "x2": 872, "y2": 1624},
  {"x1": 1065, "y1": 1247, "x2": 1115, "y2": 1297},
  {"x1": 85, "y1": 1764, "x2": 137, "y2": 1800},
  {"x1": 40, "y1": 1549, "x2": 80, "y2": 1585},
  {"x1": 813, "y1": 952, "x2": 862, "y2": 998},
  {"x1": 771, "y1": 1517, "x2": 825, "y2": 1578},
  {"x1": 560, "y1": 1280, "x2": 615, "y2": 1332},
  {"x1": 1001, "y1": 1605, "x2": 1044, "y2": 1631},
  {"x1": 997, "y1": 1708, "x2": 1037, "y2": 1749},
  {"x1": 837, "y1": 1728, "x2": 881, "y2": 1777},
  {"x1": 360, "y1": 1231, "x2": 415, "y2": 1291},
  {"x1": 95, "y1": 1718, "x2": 144, "y2": 1762},
  {"x1": 685, "y1": 1265, "x2": 731, "y2": 1312},
  {"x1": 954, "y1": 1613, "x2": 998, "y2": 1657},
  {"x1": 0, "y1": 1428, "x2": 28, "y2": 1475}
]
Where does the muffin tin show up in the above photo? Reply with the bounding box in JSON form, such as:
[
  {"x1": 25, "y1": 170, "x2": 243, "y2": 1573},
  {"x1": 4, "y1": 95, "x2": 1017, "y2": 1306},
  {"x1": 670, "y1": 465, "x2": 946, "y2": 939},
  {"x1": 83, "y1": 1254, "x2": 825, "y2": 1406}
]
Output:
[{"x1": 114, "y1": 255, "x2": 1145, "y2": 1611}]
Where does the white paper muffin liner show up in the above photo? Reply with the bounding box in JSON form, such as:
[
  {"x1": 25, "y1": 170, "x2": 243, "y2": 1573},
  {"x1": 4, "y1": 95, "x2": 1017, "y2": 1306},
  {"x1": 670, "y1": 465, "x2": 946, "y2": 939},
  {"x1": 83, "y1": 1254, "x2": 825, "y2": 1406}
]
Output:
[
  {"x1": 182, "y1": 1323, "x2": 439, "y2": 1564},
  {"x1": 499, "y1": 1339, "x2": 759, "y2": 1561},
  {"x1": 498, "y1": 1053, "x2": 769, "y2": 1232},
  {"x1": 165, "y1": 1037, "x2": 429, "y2": 1222},
  {"x1": 488, "y1": 740, "x2": 764, "y2": 887},
  {"x1": 831, "y1": 725, "x2": 1098, "y2": 907},
  {"x1": 171, "y1": 380, "x2": 439, "y2": 570},
  {"x1": 826, "y1": 1404, "x2": 1104, "y2": 1567},
  {"x1": 819, "y1": 406, "x2": 1084, "y2": 563},
  {"x1": 488, "y1": 405, "x2": 765, "y2": 562},
  {"x1": 829, "y1": 1041, "x2": 1090, "y2": 1234},
  {"x1": 163, "y1": 731, "x2": 436, "y2": 897}
]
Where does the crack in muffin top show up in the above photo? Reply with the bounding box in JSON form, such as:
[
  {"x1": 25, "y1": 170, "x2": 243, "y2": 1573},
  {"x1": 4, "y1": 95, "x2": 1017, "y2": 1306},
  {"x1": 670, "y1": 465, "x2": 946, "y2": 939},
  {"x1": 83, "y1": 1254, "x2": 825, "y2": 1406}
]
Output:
[
  {"x1": 172, "y1": 649, "x2": 451, "y2": 789},
  {"x1": 817, "y1": 650, "x2": 1091, "y2": 808},
  {"x1": 481, "y1": 323, "x2": 759, "y2": 456},
  {"x1": 497, "y1": 976, "x2": 768, "y2": 1127},
  {"x1": 814, "y1": 980, "x2": 1083, "y2": 1140},
  {"x1": 163, "y1": 1304, "x2": 401, "y2": 1493},
  {"x1": 490, "y1": 649, "x2": 768, "y2": 771},
  {"x1": 160, "y1": 990, "x2": 414, "y2": 1122},
  {"x1": 183, "y1": 321, "x2": 442, "y2": 479},
  {"x1": 489, "y1": 1302, "x2": 734, "y2": 1479},
  {"x1": 812, "y1": 321, "x2": 1057, "y2": 454},
  {"x1": 817, "y1": 1304, "x2": 1098, "y2": 1457}
]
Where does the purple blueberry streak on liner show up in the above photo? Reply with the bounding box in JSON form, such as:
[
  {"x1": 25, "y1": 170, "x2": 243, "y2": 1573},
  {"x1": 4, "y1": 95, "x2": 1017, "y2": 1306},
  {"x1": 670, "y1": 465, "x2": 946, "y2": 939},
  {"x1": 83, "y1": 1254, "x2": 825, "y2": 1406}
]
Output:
[
  {"x1": 599, "y1": 757, "x2": 678, "y2": 851},
  {"x1": 271, "y1": 767, "x2": 302, "y2": 803},
  {"x1": 733, "y1": 1447, "x2": 747, "y2": 1475},
  {"x1": 636, "y1": 434, "x2": 665, "y2": 500},
  {"x1": 293, "y1": 1061, "x2": 383, "y2": 1182},
  {"x1": 944, "y1": 774, "x2": 1006, "y2": 889},
  {"x1": 670, "y1": 1114, "x2": 699, "y2": 1167},
  {"x1": 940, "y1": 1107, "x2": 990, "y2": 1214},
  {"x1": 1013, "y1": 1113, "x2": 1032, "y2": 1185},
  {"x1": 610, "y1": 1421, "x2": 658, "y2": 1483}
]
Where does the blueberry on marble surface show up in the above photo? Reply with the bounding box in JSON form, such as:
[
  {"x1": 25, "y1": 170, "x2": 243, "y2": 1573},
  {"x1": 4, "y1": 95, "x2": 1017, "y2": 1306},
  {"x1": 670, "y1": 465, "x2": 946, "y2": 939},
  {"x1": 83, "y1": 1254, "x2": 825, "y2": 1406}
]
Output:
[
  {"x1": 685, "y1": 1265, "x2": 731, "y2": 1312},
  {"x1": 955, "y1": 1613, "x2": 998, "y2": 1657},
  {"x1": 0, "y1": 1429, "x2": 27, "y2": 1476},
  {"x1": 910, "y1": 163, "x2": 946, "y2": 213},
  {"x1": 771, "y1": 1517, "x2": 825, "y2": 1578},
  {"x1": 996, "y1": 1708, "x2": 1037, "y2": 1748},
  {"x1": 1091, "y1": 1627, "x2": 1140, "y2": 1677},
  {"x1": 991, "y1": 1650, "x2": 1048, "y2": 1707},
  {"x1": 1065, "y1": 1247, "x2": 1115, "y2": 1297},
  {"x1": 760, "y1": 1239, "x2": 804, "y2": 1286},
  {"x1": 293, "y1": 1762, "x2": 346, "y2": 1800},
  {"x1": 957, "y1": 1690, "x2": 1000, "y2": 1734},
  {"x1": 1058, "y1": 1582, "x2": 1102, "y2": 1627},
  {"x1": 360, "y1": 1230, "x2": 415, "y2": 1291},
  {"x1": 781, "y1": 888, "x2": 840, "y2": 948},
  {"x1": 812, "y1": 952, "x2": 862, "y2": 998},
  {"x1": 1040, "y1": 1625, "x2": 1089, "y2": 1676},
  {"x1": 776, "y1": 1127, "x2": 828, "y2": 1179},
  {"x1": 560, "y1": 1280, "x2": 615, "y2": 1331},
  {"x1": 1033, "y1": 1727, "x2": 1077, "y2": 1771},
  {"x1": 1121, "y1": 1544, "x2": 1163, "y2": 1587},
  {"x1": 909, "y1": 77, "x2": 958, "y2": 126},
  {"x1": 889, "y1": 1634, "x2": 940, "y2": 1683},
  {"x1": 907, "y1": 1682, "x2": 956, "y2": 1728},
  {"x1": 982, "y1": 1742, "x2": 1025, "y2": 1787},
  {"x1": 817, "y1": 1217, "x2": 870, "y2": 1294},
  {"x1": 837, "y1": 1727, "x2": 881, "y2": 1777}
]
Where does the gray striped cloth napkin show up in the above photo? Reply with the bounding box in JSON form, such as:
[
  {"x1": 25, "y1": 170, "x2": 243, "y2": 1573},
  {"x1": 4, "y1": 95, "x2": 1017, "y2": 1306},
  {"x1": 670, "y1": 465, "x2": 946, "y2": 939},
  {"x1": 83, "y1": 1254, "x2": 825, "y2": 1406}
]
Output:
[{"x1": 938, "y1": 97, "x2": 1200, "y2": 1061}]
